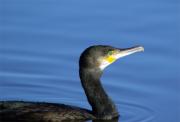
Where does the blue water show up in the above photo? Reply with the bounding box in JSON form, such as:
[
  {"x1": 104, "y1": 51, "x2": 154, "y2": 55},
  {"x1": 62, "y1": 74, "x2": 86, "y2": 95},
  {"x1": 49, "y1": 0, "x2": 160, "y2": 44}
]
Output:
[{"x1": 0, "y1": 0, "x2": 179, "y2": 122}]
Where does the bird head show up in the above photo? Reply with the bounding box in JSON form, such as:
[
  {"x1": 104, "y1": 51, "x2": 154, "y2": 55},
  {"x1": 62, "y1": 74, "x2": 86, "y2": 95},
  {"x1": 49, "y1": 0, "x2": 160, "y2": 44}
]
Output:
[{"x1": 79, "y1": 45, "x2": 144, "y2": 70}]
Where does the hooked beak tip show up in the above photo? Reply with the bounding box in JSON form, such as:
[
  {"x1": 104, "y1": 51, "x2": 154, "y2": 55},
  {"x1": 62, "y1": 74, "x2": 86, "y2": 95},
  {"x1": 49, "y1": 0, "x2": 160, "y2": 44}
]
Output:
[{"x1": 135, "y1": 46, "x2": 144, "y2": 52}]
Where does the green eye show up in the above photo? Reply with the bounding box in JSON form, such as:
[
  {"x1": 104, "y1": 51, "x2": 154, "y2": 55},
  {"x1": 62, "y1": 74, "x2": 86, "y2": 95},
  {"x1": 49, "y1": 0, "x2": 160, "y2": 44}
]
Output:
[{"x1": 108, "y1": 51, "x2": 114, "y2": 55}]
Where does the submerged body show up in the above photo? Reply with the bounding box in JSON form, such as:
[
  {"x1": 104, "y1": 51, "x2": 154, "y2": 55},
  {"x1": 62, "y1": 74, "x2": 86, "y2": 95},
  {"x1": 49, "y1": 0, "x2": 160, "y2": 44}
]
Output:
[
  {"x1": 0, "y1": 101, "x2": 95, "y2": 121},
  {"x1": 0, "y1": 45, "x2": 144, "y2": 122}
]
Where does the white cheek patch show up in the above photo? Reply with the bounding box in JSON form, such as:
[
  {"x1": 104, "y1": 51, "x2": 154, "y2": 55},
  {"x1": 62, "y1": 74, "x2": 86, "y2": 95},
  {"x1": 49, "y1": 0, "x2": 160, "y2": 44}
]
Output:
[{"x1": 99, "y1": 60, "x2": 111, "y2": 70}]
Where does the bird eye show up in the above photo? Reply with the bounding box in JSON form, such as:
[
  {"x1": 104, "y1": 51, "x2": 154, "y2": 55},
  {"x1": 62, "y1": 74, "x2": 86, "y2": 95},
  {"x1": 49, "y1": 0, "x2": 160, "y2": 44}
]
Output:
[{"x1": 108, "y1": 51, "x2": 114, "y2": 55}]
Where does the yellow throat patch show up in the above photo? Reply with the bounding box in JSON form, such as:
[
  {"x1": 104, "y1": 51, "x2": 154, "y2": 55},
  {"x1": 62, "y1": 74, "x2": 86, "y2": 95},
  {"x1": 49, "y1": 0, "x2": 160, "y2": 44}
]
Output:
[{"x1": 105, "y1": 56, "x2": 116, "y2": 63}]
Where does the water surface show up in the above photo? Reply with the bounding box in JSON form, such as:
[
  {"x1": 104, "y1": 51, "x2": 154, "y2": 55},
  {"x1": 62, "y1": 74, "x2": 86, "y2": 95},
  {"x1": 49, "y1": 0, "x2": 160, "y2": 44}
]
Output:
[{"x1": 0, "y1": 0, "x2": 179, "y2": 122}]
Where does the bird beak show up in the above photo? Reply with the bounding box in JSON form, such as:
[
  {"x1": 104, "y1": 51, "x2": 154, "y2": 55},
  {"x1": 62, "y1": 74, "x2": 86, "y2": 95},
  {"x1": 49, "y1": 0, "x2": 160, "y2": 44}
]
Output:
[
  {"x1": 100, "y1": 45, "x2": 144, "y2": 70},
  {"x1": 114, "y1": 46, "x2": 144, "y2": 59}
]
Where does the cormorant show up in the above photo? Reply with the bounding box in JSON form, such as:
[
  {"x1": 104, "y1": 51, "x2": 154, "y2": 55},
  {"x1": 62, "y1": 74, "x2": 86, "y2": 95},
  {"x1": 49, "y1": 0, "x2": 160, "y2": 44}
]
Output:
[{"x1": 0, "y1": 45, "x2": 144, "y2": 122}]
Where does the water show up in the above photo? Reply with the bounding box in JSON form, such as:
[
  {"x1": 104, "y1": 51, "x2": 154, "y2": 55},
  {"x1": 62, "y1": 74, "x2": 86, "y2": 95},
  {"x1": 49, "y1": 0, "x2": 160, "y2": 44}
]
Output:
[{"x1": 0, "y1": 0, "x2": 179, "y2": 122}]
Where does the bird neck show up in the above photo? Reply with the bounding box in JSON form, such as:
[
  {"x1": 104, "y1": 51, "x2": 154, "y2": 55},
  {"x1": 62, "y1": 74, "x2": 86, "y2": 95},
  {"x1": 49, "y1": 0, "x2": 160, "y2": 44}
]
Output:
[{"x1": 79, "y1": 67, "x2": 118, "y2": 119}]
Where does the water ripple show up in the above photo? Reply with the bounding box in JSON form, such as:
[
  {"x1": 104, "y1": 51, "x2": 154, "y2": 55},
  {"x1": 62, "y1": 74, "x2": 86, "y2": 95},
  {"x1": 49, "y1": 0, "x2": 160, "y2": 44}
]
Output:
[{"x1": 116, "y1": 101, "x2": 156, "y2": 122}]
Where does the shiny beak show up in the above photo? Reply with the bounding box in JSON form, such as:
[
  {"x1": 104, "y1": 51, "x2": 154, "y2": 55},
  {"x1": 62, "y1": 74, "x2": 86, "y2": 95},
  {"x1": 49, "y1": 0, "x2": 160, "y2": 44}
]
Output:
[{"x1": 115, "y1": 46, "x2": 144, "y2": 59}]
